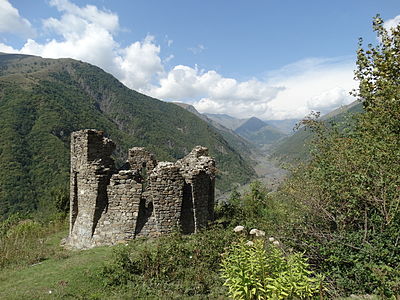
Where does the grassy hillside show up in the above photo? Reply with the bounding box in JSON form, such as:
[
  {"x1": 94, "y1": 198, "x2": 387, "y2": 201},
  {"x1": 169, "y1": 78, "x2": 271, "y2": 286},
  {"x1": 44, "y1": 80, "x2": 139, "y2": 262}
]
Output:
[
  {"x1": 272, "y1": 101, "x2": 364, "y2": 162},
  {"x1": 0, "y1": 53, "x2": 255, "y2": 217},
  {"x1": 0, "y1": 215, "x2": 233, "y2": 299}
]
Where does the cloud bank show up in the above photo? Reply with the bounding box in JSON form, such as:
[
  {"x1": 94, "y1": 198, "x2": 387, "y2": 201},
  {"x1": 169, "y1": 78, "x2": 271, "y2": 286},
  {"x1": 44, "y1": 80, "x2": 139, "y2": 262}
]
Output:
[
  {"x1": 383, "y1": 15, "x2": 400, "y2": 31},
  {"x1": 0, "y1": 0, "x2": 359, "y2": 120},
  {"x1": 0, "y1": 0, "x2": 35, "y2": 37}
]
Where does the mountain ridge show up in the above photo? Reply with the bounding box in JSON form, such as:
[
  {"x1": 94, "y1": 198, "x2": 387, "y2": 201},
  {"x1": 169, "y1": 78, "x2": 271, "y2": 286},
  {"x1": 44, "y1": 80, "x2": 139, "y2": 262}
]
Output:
[
  {"x1": 0, "y1": 52, "x2": 255, "y2": 217},
  {"x1": 173, "y1": 102, "x2": 256, "y2": 161},
  {"x1": 272, "y1": 101, "x2": 364, "y2": 162}
]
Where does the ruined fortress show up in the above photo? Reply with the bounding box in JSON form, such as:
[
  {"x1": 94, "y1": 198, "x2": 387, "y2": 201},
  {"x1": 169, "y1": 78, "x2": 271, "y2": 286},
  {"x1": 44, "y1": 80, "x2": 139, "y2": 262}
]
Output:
[{"x1": 66, "y1": 129, "x2": 216, "y2": 249}]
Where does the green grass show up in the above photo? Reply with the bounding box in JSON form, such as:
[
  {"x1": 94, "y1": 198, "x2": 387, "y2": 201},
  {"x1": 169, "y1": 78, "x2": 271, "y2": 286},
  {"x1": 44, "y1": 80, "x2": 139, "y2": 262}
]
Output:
[
  {"x1": 0, "y1": 217, "x2": 116, "y2": 299},
  {"x1": 0, "y1": 245, "x2": 113, "y2": 300},
  {"x1": 0, "y1": 203, "x2": 386, "y2": 300},
  {"x1": 0, "y1": 217, "x2": 231, "y2": 300}
]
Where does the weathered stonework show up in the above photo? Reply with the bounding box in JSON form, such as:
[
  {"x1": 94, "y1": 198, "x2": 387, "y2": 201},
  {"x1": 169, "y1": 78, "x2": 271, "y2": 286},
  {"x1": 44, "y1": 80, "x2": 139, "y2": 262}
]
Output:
[{"x1": 66, "y1": 129, "x2": 216, "y2": 249}]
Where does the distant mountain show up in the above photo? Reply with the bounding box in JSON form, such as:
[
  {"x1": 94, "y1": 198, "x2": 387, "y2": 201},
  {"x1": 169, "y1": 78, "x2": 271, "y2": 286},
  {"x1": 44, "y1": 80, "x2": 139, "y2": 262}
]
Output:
[
  {"x1": 265, "y1": 119, "x2": 300, "y2": 134},
  {"x1": 235, "y1": 117, "x2": 267, "y2": 134},
  {"x1": 173, "y1": 103, "x2": 256, "y2": 161},
  {"x1": 234, "y1": 117, "x2": 287, "y2": 146},
  {"x1": 272, "y1": 101, "x2": 364, "y2": 162},
  {"x1": 204, "y1": 113, "x2": 246, "y2": 130},
  {"x1": 0, "y1": 52, "x2": 255, "y2": 217}
]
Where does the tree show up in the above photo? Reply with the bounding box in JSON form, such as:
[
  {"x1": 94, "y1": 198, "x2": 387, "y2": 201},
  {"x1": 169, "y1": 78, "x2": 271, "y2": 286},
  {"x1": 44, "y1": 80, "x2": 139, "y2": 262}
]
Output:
[{"x1": 283, "y1": 16, "x2": 400, "y2": 297}]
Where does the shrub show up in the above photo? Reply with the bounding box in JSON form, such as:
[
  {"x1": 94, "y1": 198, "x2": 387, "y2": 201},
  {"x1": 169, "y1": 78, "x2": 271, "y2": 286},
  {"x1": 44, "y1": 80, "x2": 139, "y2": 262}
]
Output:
[
  {"x1": 100, "y1": 227, "x2": 235, "y2": 298},
  {"x1": 215, "y1": 181, "x2": 297, "y2": 234},
  {"x1": 0, "y1": 214, "x2": 67, "y2": 268},
  {"x1": 220, "y1": 226, "x2": 322, "y2": 299}
]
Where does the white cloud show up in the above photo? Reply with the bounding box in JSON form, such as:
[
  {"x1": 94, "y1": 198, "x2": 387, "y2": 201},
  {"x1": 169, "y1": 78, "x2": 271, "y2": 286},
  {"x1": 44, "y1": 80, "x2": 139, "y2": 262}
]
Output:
[
  {"x1": 114, "y1": 36, "x2": 163, "y2": 90},
  {"x1": 1, "y1": 0, "x2": 357, "y2": 120},
  {"x1": 150, "y1": 57, "x2": 356, "y2": 120},
  {"x1": 48, "y1": 0, "x2": 119, "y2": 33},
  {"x1": 5, "y1": 0, "x2": 163, "y2": 92},
  {"x1": 383, "y1": 15, "x2": 400, "y2": 31},
  {"x1": 0, "y1": 0, "x2": 35, "y2": 37},
  {"x1": 0, "y1": 42, "x2": 18, "y2": 53},
  {"x1": 307, "y1": 87, "x2": 353, "y2": 113},
  {"x1": 263, "y1": 57, "x2": 356, "y2": 119},
  {"x1": 164, "y1": 35, "x2": 173, "y2": 47},
  {"x1": 148, "y1": 64, "x2": 283, "y2": 118},
  {"x1": 163, "y1": 54, "x2": 174, "y2": 63}
]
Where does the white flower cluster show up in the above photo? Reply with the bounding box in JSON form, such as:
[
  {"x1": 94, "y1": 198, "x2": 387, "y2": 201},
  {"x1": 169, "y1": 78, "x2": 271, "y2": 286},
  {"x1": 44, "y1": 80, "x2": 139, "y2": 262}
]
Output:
[
  {"x1": 268, "y1": 237, "x2": 280, "y2": 246},
  {"x1": 233, "y1": 226, "x2": 280, "y2": 246},
  {"x1": 245, "y1": 240, "x2": 254, "y2": 246},
  {"x1": 249, "y1": 228, "x2": 265, "y2": 237},
  {"x1": 233, "y1": 225, "x2": 244, "y2": 233}
]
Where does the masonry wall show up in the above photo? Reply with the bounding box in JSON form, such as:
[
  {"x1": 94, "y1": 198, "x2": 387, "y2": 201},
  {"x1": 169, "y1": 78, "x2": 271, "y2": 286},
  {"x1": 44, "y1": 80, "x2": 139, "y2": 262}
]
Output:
[
  {"x1": 149, "y1": 162, "x2": 184, "y2": 234},
  {"x1": 128, "y1": 147, "x2": 157, "y2": 172},
  {"x1": 91, "y1": 170, "x2": 143, "y2": 246},
  {"x1": 66, "y1": 129, "x2": 216, "y2": 249},
  {"x1": 68, "y1": 130, "x2": 115, "y2": 249}
]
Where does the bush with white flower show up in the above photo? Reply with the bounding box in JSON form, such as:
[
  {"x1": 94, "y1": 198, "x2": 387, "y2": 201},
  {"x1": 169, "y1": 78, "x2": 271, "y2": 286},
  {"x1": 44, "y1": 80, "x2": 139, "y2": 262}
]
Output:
[{"x1": 220, "y1": 226, "x2": 323, "y2": 299}]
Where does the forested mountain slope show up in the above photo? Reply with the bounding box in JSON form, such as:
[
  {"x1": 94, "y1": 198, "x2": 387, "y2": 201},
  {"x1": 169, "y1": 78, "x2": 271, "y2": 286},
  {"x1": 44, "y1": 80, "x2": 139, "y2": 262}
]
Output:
[
  {"x1": 272, "y1": 101, "x2": 364, "y2": 162},
  {"x1": 0, "y1": 53, "x2": 255, "y2": 217}
]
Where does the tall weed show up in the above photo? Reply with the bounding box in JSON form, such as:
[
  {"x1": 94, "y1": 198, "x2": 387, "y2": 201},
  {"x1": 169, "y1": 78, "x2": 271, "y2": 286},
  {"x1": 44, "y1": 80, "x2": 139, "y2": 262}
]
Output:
[
  {"x1": 0, "y1": 214, "x2": 67, "y2": 268},
  {"x1": 101, "y1": 226, "x2": 235, "y2": 298}
]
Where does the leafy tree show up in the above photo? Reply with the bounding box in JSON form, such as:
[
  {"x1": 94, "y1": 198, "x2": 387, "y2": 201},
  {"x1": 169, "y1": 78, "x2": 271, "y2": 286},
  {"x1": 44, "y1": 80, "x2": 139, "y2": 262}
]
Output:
[{"x1": 281, "y1": 15, "x2": 400, "y2": 296}]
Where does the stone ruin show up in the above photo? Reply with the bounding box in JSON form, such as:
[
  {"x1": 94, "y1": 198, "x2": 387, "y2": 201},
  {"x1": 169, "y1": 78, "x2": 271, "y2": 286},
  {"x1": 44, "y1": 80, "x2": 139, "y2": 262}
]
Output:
[{"x1": 65, "y1": 129, "x2": 216, "y2": 249}]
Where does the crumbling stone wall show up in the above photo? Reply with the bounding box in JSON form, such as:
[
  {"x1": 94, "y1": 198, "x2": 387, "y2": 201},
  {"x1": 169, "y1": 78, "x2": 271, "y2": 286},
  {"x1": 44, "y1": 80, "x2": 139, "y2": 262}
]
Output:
[
  {"x1": 149, "y1": 162, "x2": 184, "y2": 234},
  {"x1": 68, "y1": 130, "x2": 115, "y2": 249},
  {"x1": 66, "y1": 129, "x2": 216, "y2": 249},
  {"x1": 128, "y1": 147, "x2": 157, "y2": 172}
]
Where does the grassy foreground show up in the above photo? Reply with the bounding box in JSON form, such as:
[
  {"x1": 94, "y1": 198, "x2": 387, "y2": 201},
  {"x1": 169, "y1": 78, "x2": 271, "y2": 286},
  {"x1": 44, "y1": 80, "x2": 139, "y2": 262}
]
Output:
[
  {"x1": 0, "y1": 189, "x2": 386, "y2": 300},
  {"x1": 0, "y1": 221, "x2": 231, "y2": 300},
  {"x1": 0, "y1": 234, "x2": 113, "y2": 300}
]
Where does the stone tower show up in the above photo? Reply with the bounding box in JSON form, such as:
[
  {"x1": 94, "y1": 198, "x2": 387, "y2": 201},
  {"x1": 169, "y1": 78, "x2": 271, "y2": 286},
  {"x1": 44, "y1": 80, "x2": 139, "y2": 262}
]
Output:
[{"x1": 66, "y1": 129, "x2": 216, "y2": 249}]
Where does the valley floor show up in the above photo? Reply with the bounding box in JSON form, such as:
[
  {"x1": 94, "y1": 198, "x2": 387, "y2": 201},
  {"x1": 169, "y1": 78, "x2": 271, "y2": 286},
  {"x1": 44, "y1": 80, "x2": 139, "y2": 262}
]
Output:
[{"x1": 216, "y1": 149, "x2": 287, "y2": 203}]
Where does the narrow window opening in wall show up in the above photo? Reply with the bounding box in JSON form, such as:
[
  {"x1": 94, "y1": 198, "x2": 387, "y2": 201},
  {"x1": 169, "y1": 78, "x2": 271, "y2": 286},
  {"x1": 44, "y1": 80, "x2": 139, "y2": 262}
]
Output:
[
  {"x1": 135, "y1": 198, "x2": 153, "y2": 235},
  {"x1": 141, "y1": 162, "x2": 148, "y2": 192},
  {"x1": 180, "y1": 182, "x2": 195, "y2": 234},
  {"x1": 71, "y1": 172, "x2": 79, "y2": 232}
]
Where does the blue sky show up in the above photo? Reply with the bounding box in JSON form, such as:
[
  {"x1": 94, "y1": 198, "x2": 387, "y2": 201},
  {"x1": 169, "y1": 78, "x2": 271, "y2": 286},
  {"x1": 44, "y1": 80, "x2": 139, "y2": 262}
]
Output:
[{"x1": 1, "y1": 0, "x2": 399, "y2": 120}]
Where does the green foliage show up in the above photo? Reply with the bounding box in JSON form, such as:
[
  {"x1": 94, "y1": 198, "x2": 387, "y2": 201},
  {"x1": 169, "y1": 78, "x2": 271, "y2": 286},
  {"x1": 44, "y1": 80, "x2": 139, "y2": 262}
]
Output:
[
  {"x1": 0, "y1": 214, "x2": 68, "y2": 268},
  {"x1": 0, "y1": 53, "x2": 255, "y2": 218},
  {"x1": 52, "y1": 186, "x2": 69, "y2": 214},
  {"x1": 100, "y1": 227, "x2": 235, "y2": 298},
  {"x1": 277, "y1": 16, "x2": 400, "y2": 297},
  {"x1": 215, "y1": 181, "x2": 297, "y2": 232},
  {"x1": 272, "y1": 102, "x2": 363, "y2": 163},
  {"x1": 221, "y1": 228, "x2": 322, "y2": 299}
]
